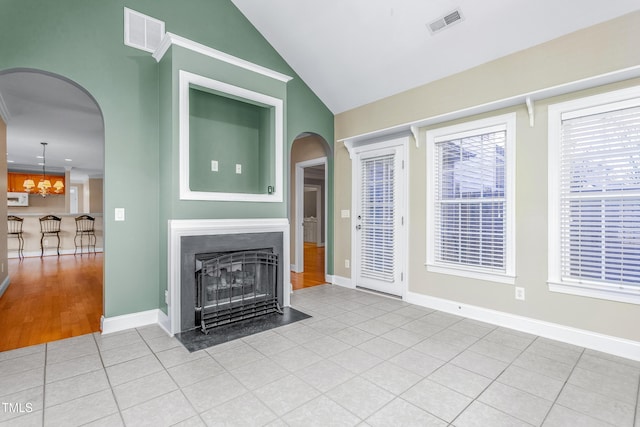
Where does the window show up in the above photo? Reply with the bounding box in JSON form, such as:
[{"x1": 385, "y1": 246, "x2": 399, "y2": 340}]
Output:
[
  {"x1": 427, "y1": 113, "x2": 516, "y2": 283},
  {"x1": 548, "y1": 86, "x2": 640, "y2": 303}
]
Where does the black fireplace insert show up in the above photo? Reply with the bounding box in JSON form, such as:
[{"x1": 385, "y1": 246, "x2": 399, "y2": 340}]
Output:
[{"x1": 195, "y1": 249, "x2": 282, "y2": 333}]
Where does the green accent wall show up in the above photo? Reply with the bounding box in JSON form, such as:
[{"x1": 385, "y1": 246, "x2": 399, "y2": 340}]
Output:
[
  {"x1": 0, "y1": 0, "x2": 334, "y2": 318},
  {"x1": 188, "y1": 88, "x2": 273, "y2": 194}
]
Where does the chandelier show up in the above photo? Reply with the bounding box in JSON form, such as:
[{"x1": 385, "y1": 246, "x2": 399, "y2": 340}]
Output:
[{"x1": 22, "y1": 142, "x2": 64, "y2": 197}]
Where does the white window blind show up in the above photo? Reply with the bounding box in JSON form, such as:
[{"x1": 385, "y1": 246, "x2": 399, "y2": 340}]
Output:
[
  {"x1": 559, "y1": 104, "x2": 640, "y2": 288},
  {"x1": 360, "y1": 154, "x2": 395, "y2": 282},
  {"x1": 433, "y1": 127, "x2": 507, "y2": 272}
]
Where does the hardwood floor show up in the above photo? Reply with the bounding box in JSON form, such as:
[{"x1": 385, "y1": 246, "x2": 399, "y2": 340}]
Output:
[
  {"x1": 0, "y1": 254, "x2": 103, "y2": 352},
  {"x1": 291, "y1": 242, "x2": 326, "y2": 290}
]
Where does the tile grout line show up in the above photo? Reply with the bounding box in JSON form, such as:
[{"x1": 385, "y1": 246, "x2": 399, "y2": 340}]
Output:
[
  {"x1": 148, "y1": 328, "x2": 210, "y2": 426},
  {"x1": 633, "y1": 370, "x2": 640, "y2": 427},
  {"x1": 42, "y1": 343, "x2": 48, "y2": 427},
  {"x1": 447, "y1": 331, "x2": 536, "y2": 426},
  {"x1": 537, "y1": 346, "x2": 585, "y2": 426},
  {"x1": 137, "y1": 327, "x2": 206, "y2": 426},
  {"x1": 91, "y1": 332, "x2": 127, "y2": 427}
]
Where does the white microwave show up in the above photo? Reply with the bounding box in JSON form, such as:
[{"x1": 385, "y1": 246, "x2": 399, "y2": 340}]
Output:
[{"x1": 7, "y1": 192, "x2": 29, "y2": 206}]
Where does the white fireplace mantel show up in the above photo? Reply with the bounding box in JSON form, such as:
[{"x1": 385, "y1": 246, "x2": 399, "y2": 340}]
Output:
[{"x1": 167, "y1": 218, "x2": 291, "y2": 335}]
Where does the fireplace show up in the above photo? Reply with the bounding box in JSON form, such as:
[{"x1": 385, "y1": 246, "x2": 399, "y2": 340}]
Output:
[
  {"x1": 167, "y1": 219, "x2": 290, "y2": 335},
  {"x1": 195, "y1": 249, "x2": 282, "y2": 333}
]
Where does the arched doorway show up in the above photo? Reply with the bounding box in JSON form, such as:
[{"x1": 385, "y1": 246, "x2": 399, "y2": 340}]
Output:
[
  {"x1": 0, "y1": 69, "x2": 105, "y2": 350},
  {"x1": 290, "y1": 133, "x2": 331, "y2": 290}
]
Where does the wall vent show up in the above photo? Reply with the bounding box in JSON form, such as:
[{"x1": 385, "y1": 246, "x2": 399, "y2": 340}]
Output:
[
  {"x1": 124, "y1": 8, "x2": 165, "y2": 53},
  {"x1": 428, "y1": 9, "x2": 464, "y2": 35}
]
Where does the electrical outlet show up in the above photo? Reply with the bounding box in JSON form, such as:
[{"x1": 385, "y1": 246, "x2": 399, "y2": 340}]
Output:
[
  {"x1": 211, "y1": 160, "x2": 218, "y2": 172},
  {"x1": 341, "y1": 209, "x2": 350, "y2": 218},
  {"x1": 345, "y1": 259, "x2": 350, "y2": 269},
  {"x1": 164, "y1": 290, "x2": 169, "y2": 304},
  {"x1": 235, "y1": 164, "x2": 242, "y2": 174},
  {"x1": 44, "y1": 239, "x2": 49, "y2": 247},
  {"x1": 515, "y1": 287, "x2": 525, "y2": 301}
]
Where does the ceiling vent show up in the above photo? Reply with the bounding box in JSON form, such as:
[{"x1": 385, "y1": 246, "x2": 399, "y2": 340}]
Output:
[
  {"x1": 124, "y1": 8, "x2": 165, "y2": 53},
  {"x1": 428, "y1": 9, "x2": 464, "y2": 35}
]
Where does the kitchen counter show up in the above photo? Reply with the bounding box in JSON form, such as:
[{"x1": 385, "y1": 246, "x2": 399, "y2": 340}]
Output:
[{"x1": 7, "y1": 213, "x2": 103, "y2": 258}]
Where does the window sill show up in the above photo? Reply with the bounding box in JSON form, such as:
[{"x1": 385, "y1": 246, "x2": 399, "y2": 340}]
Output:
[
  {"x1": 548, "y1": 280, "x2": 640, "y2": 305},
  {"x1": 426, "y1": 264, "x2": 515, "y2": 285}
]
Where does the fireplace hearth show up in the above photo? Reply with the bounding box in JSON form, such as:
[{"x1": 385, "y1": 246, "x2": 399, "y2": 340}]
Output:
[{"x1": 196, "y1": 249, "x2": 282, "y2": 333}]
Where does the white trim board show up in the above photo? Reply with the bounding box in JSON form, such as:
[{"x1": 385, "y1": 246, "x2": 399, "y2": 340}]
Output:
[
  {"x1": 405, "y1": 291, "x2": 640, "y2": 362},
  {"x1": 101, "y1": 309, "x2": 165, "y2": 335},
  {"x1": 178, "y1": 70, "x2": 284, "y2": 203},
  {"x1": 331, "y1": 275, "x2": 354, "y2": 289},
  {"x1": 153, "y1": 32, "x2": 292, "y2": 83},
  {"x1": 294, "y1": 157, "x2": 328, "y2": 274},
  {"x1": 0, "y1": 90, "x2": 11, "y2": 123},
  {"x1": 339, "y1": 65, "x2": 640, "y2": 146}
]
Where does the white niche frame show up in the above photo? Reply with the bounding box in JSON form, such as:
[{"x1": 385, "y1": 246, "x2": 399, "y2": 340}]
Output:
[{"x1": 178, "y1": 70, "x2": 284, "y2": 202}]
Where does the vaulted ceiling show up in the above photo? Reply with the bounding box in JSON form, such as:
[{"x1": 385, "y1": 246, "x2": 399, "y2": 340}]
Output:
[
  {"x1": 2, "y1": 2, "x2": 638, "y2": 176},
  {"x1": 231, "y1": 0, "x2": 640, "y2": 114}
]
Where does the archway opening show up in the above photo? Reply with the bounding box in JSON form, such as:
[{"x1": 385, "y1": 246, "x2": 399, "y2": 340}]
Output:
[
  {"x1": 0, "y1": 68, "x2": 105, "y2": 350},
  {"x1": 290, "y1": 132, "x2": 331, "y2": 290}
]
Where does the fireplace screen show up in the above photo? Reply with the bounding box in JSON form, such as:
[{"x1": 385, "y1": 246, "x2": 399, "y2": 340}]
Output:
[{"x1": 195, "y1": 250, "x2": 281, "y2": 333}]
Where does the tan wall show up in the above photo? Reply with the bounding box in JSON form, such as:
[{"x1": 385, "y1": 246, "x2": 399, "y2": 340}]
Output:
[
  {"x1": 290, "y1": 135, "x2": 328, "y2": 267},
  {"x1": 333, "y1": 12, "x2": 640, "y2": 342},
  {"x1": 89, "y1": 178, "x2": 103, "y2": 213}
]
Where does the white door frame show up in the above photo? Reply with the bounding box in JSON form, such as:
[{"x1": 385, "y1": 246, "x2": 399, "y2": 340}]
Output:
[
  {"x1": 69, "y1": 185, "x2": 79, "y2": 214},
  {"x1": 294, "y1": 157, "x2": 327, "y2": 275},
  {"x1": 350, "y1": 136, "x2": 409, "y2": 298},
  {"x1": 304, "y1": 184, "x2": 323, "y2": 245}
]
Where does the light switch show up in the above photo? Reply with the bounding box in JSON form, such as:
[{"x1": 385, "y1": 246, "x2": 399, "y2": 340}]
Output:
[
  {"x1": 236, "y1": 164, "x2": 242, "y2": 174},
  {"x1": 341, "y1": 209, "x2": 350, "y2": 218},
  {"x1": 211, "y1": 160, "x2": 218, "y2": 172},
  {"x1": 115, "y1": 208, "x2": 125, "y2": 221}
]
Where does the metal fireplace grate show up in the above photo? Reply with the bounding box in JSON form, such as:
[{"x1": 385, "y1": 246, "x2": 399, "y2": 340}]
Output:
[{"x1": 195, "y1": 250, "x2": 282, "y2": 334}]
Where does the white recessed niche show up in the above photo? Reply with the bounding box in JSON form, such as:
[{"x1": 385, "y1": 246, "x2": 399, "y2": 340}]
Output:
[{"x1": 179, "y1": 70, "x2": 283, "y2": 202}]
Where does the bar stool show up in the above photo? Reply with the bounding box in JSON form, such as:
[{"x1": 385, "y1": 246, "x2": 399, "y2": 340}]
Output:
[
  {"x1": 39, "y1": 215, "x2": 62, "y2": 257},
  {"x1": 74, "y1": 214, "x2": 96, "y2": 255},
  {"x1": 7, "y1": 215, "x2": 25, "y2": 260}
]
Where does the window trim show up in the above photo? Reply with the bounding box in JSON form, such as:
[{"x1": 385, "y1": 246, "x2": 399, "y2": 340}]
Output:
[
  {"x1": 426, "y1": 113, "x2": 516, "y2": 284},
  {"x1": 548, "y1": 85, "x2": 640, "y2": 304}
]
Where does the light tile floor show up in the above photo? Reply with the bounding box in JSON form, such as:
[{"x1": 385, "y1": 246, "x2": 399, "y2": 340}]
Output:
[{"x1": 1, "y1": 284, "x2": 639, "y2": 427}]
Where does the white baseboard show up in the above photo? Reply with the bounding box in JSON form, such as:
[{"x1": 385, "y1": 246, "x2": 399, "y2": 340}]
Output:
[
  {"x1": 405, "y1": 291, "x2": 640, "y2": 362},
  {"x1": 157, "y1": 310, "x2": 171, "y2": 336},
  {"x1": 9, "y1": 248, "x2": 104, "y2": 259},
  {"x1": 101, "y1": 309, "x2": 163, "y2": 335},
  {"x1": 331, "y1": 274, "x2": 354, "y2": 289},
  {"x1": 0, "y1": 275, "x2": 10, "y2": 298}
]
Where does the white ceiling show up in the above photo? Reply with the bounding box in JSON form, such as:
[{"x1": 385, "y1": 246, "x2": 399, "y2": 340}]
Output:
[
  {"x1": 0, "y1": 71, "x2": 104, "y2": 180},
  {"x1": 231, "y1": 0, "x2": 640, "y2": 114},
  {"x1": 1, "y1": 2, "x2": 637, "y2": 176}
]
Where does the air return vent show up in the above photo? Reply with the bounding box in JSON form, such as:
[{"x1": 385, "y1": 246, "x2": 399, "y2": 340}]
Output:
[
  {"x1": 124, "y1": 8, "x2": 165, "y2": 53},
  {"x1": 428, "y1": 9, "x2": 464, "y2": 34}
]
